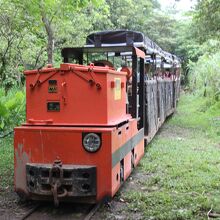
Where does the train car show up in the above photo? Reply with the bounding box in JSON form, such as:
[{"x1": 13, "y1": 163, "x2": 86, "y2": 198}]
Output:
[{"x1": 14, "y1": 30, "x2": 180, "y2": 206}]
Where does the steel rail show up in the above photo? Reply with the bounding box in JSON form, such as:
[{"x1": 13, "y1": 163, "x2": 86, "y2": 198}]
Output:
[{"x1": 18, "y1": 202, "x2": 102, "y2": 220}]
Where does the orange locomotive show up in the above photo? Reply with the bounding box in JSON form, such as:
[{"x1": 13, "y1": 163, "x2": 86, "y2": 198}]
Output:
[{"x1": 14, "y1": 30, "x2": 180, "y2": 206}]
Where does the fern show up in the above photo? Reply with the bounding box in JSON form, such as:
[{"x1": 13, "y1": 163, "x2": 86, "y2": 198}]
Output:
[{"x1": 0, "y1": 87, "x2": 25, "y2": 133}]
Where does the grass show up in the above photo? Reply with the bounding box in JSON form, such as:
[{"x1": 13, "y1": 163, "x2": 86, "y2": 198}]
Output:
[
  {"x1": 121, "y1": 94, "x2": 220, "y2": 219},
  {"x1": 0, "y1": 136, "x2": 14, "y2": 190}
]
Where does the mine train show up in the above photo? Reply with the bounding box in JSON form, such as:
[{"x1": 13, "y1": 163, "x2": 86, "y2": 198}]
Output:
[{"x1": 14, "y1": 30, "x2": 181, "y2": 206}]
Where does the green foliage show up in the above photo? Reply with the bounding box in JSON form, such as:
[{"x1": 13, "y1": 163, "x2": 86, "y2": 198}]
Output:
[
  {"x1": 0, "y1": 87, "x2": 25, "y2": 133},
  {"x1": 170, "y1": 94, "x2": 220, "y2": 140},
  {"x1": 105, "y1": 0, "x2": 155, "y2": 30},
  {"x1": 194, "y1": 0, "x2": 220, "y2": 42},
  {"x1": 188, "y1": 50, "x2": 220, "y2": 101},
  {"x1": 0, "y1": 1, "x2": 26, "y2": 87},
  {"x1": 144, "y1": 11, "x2": 178, "y2": 53},
  {"x1": 176, "y1": 0, "x2": 220, "y2": 103},
  {"x1": 0, "y1": 0, "x2": 104, "y2": 87},
  {"x1": 0, "y1": 136, "x2": 14, "y2": 190}
]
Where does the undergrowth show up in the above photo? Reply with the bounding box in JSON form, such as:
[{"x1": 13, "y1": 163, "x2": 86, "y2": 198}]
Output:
[
  {"x1": 0, "y1": 87, "x2": 24, "y2": 191},
  {"x1": 0, "y1": 136, "x2": 13, "y2": 190},
  {"x1": 0, "y1": 87, "x2": 25, "y2": 135},
  {"x1": 189, "y1": 51, "x2": 220, "y2": 101}
]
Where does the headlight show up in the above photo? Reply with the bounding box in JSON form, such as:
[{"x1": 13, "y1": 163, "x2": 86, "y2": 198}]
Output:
[{"x1": 83, "y1": 133, "x2": 101, "y2": 152}]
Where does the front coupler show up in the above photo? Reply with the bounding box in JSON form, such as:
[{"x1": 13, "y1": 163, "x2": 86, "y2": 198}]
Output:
[{"x1": 26, "y1": 160, "x2": 97, "y2": 206}]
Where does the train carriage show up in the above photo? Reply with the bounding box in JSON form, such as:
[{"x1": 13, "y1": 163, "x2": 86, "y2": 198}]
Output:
[{"x1": 14, "y1": 30, "x2": 181, "y2": 206}]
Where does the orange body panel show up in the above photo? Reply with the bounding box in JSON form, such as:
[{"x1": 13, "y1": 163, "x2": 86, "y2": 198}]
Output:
[
  {"x1": 24, "y1": 64, "x2": 130, "y2": 126},
  {"x1": 14, "y1": 120, "x2": 144, "y2": 202},
  {"x1": 14, "y1": 126, "x2": 112, "y2": 201},
  {"x1": 111, "y1": 164, "x2": 121, "y2": 196},
  {"x1": 134, "y1": 140, "x2": 145, "y2": 166},
  {"x1": 123, "y1": 152, "x2": 132, "y2": 180}
]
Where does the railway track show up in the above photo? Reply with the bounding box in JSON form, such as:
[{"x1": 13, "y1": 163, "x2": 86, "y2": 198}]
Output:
[{"x1": 19, "y1": 202, "x2": 101, "y2": 220}]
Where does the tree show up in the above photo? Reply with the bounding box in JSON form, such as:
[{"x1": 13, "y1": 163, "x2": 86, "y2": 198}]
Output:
[
  {"x1": 194, "y1": 0, "x2": 220, "y2": 42},
  {"x1": 104, "y1": 0, "x2": 157, "y2": 30},
  {"x1": 143, "y1": 11, "x2": 178, "y2": 52},
  {"x1": 12, "y1": 0, "x2": 102, "y2": 64},
  {"x1": 0, "y1": 1, "x2": 27, "y2": 88}
]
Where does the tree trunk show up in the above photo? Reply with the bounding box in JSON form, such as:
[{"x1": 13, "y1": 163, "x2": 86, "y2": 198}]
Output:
[
  {"x1": 41, "y1": 14, "x2": 54, "y2": 64},
  {"x1": 0, "y1": 58, "x2": 6, "y2": 86}
]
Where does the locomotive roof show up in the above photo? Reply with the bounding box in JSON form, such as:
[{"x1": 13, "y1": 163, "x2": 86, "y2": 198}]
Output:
[
  {"x1": 86, "y1": 30, "x2": 150, "y2": 48},
  {"x1": 85, "y1": 30, "x2": 179, "y2": 62},
  {"x1": 86, "y1": 30, "x2": 162, "y2": 54}
]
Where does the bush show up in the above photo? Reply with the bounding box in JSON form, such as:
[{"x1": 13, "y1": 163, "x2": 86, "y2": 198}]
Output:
[
  {"x1": 0, "y1": 87, "x2": 25, "y2": 134},
  {"x1": 188, "y1": 51, "x2": 220, "y2": 102}
]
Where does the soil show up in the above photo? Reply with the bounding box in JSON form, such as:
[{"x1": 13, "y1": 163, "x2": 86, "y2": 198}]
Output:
[{"x1": 0, "y1": 188, "x2": 38, "y2": 220}]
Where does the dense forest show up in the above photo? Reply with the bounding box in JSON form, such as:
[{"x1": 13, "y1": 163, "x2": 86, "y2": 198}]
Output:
[{"x1": 0, "y1": 0, "x2": 219, "y2": 134}]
